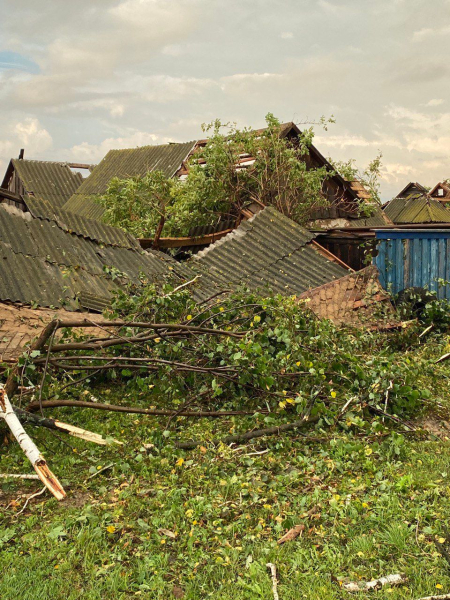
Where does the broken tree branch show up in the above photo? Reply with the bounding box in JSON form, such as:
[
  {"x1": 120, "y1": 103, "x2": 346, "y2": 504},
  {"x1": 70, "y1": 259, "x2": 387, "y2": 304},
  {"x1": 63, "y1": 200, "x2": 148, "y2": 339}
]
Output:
[
  {"x1": 14, "y1": 406, "x2": 119, "y2": 445},
  {"x1": 0, "y1": 473, "x2": 39, "y2": 480},
  {"x1": 25, "y1": 399, "x2": 266, "y2": 419},
  {"x1": 176, "y1": 414, "x2": 320, "y2": 450},
  {"x1": 0, "y1": 386, "x2": 65, "y2": 500},
  {"x1": 341, "y1": 573, "x2": 406, "y2": 592},
  {"x1": 14, "y1": 486, "x2": 47, "y2": 517},
  {"x1": 266, "y1": 563, "x2": 279, "y2": 600},
  {"x1": 5, "y1": 319, "x2": 60, "y2": 399}
]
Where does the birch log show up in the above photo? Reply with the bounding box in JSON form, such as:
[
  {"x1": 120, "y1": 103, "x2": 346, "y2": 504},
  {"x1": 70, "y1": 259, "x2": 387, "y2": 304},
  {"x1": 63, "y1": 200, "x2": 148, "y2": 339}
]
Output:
[{"x1": 0, "y1": 386, "x2": 65, "y2": 500}]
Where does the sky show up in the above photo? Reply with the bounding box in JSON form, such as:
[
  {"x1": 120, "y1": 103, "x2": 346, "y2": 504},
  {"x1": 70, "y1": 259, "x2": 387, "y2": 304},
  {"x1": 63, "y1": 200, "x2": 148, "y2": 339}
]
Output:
[{"x1": 0, "y1": 0, "x2": 449, "y2": 201}]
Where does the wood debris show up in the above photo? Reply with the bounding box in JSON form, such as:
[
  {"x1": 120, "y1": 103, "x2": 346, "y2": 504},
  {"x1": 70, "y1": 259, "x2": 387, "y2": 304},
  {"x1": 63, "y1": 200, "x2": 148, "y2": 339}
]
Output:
[
  {"x1": 266, "y1": 563, "x2": 279, "y2": 600},
  {"x1": 277, "y1": 524, "x2": 304, "y2": 545},
  {"x1": 341, "y1": 573, "x2": 406, "y2": 592}
]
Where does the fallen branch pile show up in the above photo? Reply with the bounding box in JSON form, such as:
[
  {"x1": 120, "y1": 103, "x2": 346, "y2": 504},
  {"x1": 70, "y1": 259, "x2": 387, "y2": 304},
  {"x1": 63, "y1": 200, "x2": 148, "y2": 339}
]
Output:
[{"x1": 1, "y1": 288, "x2": 428, "y2": 501}]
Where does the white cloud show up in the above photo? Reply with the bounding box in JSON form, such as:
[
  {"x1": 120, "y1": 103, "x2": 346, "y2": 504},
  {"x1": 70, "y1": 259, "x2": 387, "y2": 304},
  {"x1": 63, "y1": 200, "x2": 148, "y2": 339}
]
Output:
[
  {"x1": 67, "y1": 130, "x2": 174, "y2": 163},
  {"x1": 315, "y1": 134, "x2": 402, "y2": 149},
  {"x1": 381, "y1": 162, "x2": 416, "y2": 184},
  {"x1": 426, "y1": 98, "x2": 444, "y2": 107},
  {"x1": 14, "y1": 118, "x2": 52, "y2": 154},
  {"x1": 280, "y1": 32, "x2": 294, "y2": 39},
  {"x1": 318, "y1": 0, "x2": 339, "y2": 13},
  {"x1": 414, "y1": 25, "x2": 450, "y2": 40}
]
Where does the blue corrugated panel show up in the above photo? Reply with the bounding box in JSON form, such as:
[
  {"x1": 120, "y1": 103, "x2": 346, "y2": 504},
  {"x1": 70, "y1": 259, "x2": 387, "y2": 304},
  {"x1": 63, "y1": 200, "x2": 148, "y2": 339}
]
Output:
[{"x1": 374, "y1": 230, "x2": 450, "y2": 298}]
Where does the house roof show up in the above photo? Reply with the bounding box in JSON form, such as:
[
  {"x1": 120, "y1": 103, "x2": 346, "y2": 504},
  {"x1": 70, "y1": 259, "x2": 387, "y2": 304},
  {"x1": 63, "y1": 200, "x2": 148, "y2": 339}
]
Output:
[
  {"x1": 396, "y1": 182, "x2": 429, "y2": 198},
  {"x1": 0, "y1": 158, "x2": 138, "y2": 249},
  {"x1": 191, "y1": 122, "x2": 369, "y2": 204},
  {"x1": 0, "y1": 205, "x2": 197, "y2": 311},
  {"x1": 63, "y1": 123, "x2": 370, "y2": 228},
  {"x1": 429, "y1": 181, "x2": 450, "y2": 199},
  {"x1": 2, "y1": 159, "x2": 83, "y2": 211},
  {"x1": 345, "y1": 205, "x2": 393, "y2": 228},
  {"x1": 62, "y1": 141, "x2": 196, "y2": 220},
  {"x1": 298, "y1": 265, "x2": 395, "y2": 327},
  {"x1": 384, "y1": 194, "x2": 450, "y2": 224},
  {"x1": 192, "y1": 206, "x2": 349, "y2": 297}
]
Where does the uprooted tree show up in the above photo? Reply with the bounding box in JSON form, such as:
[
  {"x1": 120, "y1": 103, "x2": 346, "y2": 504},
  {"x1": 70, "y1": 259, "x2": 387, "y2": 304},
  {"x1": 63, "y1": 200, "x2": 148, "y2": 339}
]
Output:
[{"x1": 99, "y1": 114, "x2": 382, "y2": 239}]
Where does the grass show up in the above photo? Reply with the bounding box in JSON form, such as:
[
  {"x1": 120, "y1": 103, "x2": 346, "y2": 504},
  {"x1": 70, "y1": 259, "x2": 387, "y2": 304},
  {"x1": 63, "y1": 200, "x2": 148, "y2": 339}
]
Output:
[{"x1": 1, "y1": 335, "x2": 450, "y2": 599}]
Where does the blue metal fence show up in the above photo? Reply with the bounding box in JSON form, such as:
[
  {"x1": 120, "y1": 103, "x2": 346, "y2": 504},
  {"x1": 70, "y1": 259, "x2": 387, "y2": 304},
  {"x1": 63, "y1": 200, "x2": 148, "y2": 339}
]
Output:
[{"x1": 374, "y1": 230, "x2": 450, "y2": 299}]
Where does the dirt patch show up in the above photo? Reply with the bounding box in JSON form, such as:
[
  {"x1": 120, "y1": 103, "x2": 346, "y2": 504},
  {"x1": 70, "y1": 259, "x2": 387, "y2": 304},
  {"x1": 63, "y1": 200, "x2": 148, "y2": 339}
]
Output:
[
  {"x1": 62, "y1": 490, "x2": 92, "y2": 508},
  {"x1": 417, "y1": 417, "x2": 450, "y2": 440}
]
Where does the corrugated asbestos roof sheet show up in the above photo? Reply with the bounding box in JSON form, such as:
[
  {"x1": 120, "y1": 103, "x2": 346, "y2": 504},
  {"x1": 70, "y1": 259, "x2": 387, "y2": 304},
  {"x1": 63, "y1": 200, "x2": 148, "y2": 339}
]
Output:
[
  {"x1": 62, "y1": 141, "x2": 196, "y2": 220},
  {"x1": 192, "y1": 206, "x2": 348, "y2": 297},
  {"x1": 0, "y1": 206, "x2": 198, "y2": 310},
  {"x1": 12, "y1": 159, "x2": 83, "y2": 210},
  {"x1": 346, "y1": 205, "x2": 392, "y2": 228},
  {"x1": 384, "y1": 194, "x2": 450, "y2": 224},
  {"x1": 2, "y1": 159, "x2": 136, "y2": 248}
]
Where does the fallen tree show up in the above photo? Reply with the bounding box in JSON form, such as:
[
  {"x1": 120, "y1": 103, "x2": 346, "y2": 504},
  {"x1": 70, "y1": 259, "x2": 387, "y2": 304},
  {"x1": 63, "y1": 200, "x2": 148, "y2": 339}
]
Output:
[{"x1": 1, "y1": 284, "x2": 436, "y2": 500}]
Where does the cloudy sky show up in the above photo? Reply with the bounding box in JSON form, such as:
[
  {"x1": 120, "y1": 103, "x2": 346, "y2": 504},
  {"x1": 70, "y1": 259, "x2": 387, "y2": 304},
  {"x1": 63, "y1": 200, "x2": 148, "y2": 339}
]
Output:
[{"x1": 0, "y1": 0, "x2": 449, "y2": 200}]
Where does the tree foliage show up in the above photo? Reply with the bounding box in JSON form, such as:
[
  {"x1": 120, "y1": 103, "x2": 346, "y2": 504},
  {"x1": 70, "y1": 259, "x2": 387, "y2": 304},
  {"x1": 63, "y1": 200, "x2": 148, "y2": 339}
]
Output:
[
  {"x1": 331, "y1": 153, "x2": 383, "y2": 207},
  {"x1": 100, "y1": 114, "x2": 358, "y2": 238}
]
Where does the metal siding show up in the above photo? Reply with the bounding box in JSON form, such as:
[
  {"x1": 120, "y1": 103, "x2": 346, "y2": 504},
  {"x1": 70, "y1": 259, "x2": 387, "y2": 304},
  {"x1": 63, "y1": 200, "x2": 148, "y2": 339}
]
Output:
[{"x1": 374, "y1": 231, "x2": 450, "y2": 298}]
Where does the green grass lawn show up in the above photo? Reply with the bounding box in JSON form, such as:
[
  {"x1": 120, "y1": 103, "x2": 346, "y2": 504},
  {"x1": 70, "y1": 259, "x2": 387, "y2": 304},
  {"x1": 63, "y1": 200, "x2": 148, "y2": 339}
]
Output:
[{"x1": 2, "y1": 338, "x2": 450, "y2": 599}]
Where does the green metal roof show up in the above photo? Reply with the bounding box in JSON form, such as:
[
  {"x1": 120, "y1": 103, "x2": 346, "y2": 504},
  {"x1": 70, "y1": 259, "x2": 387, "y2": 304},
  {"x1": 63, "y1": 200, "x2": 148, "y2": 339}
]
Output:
[
  {"x1": 385, "y1": 194, "x2": 450, "y2": 224},
  {"x1": 192, "y1": 206, "x2": 348, "y2": 297},
  {"x1": 12, "y1": 159, "x2": 83, "y2": 210},
  {"x1": 62, "y1": 141, "x2": 196, "y2": 220}
]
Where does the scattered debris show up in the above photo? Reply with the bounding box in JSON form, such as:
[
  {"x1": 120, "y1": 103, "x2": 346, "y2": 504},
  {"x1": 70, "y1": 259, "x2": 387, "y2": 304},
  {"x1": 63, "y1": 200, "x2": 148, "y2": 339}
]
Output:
[
  {"x1": 0, "y1": 385, "x2": 65, "y2": 500},
  {"x1": 340, "y1": 573, "x2": 406, "y2": 592},
  {"x1": 158, "y1": 528, "x2": 177, "y2": 539},
  {"x1": 266, "y1": 563, "x2": 279, "y2": 600},
  {"x1": 277, "y1": 524, "x2": 305, "y2": 545}
]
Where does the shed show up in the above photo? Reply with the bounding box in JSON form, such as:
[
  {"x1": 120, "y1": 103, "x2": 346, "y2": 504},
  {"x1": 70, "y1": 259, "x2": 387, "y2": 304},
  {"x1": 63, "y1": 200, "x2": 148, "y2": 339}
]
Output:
[{"x1": 373, "y1": 229, "x2": 450, "y2": 299}]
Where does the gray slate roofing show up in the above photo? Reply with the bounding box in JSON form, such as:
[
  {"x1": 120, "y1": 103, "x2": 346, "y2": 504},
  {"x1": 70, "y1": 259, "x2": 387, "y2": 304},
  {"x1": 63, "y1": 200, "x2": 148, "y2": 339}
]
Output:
[
  {"x1": 192, "y1": 206, "x2": 348, "y2": 296},
  {"x1": 0, "y1": 205, "x2": 196, "y2": 311},
  {"x1": 9, "y1": 159, "x2": 83, "y2": 210},
  {"x1": 62, "y1": 141, "x2": 196, "y2": 220},
  {"x1": 3, "y1": 158, "x2": 137, "y2": 249},
  {"x1": 345, "y1": 205, "x2": 392, "y2": 228},
  {"x1": 384, "y1": 194, "x2": 450, "y2": 224}
]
